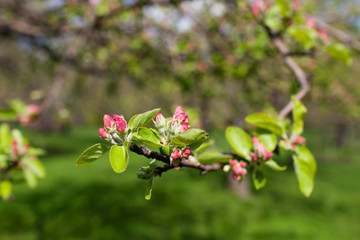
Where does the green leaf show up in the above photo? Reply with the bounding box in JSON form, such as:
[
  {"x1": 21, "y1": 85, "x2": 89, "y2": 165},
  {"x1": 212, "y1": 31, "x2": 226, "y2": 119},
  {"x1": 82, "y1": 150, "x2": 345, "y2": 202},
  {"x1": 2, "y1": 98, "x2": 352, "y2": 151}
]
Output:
[
  {"x1": 326, "y1": 43, "x2": 352, "y2": 65},
  {"x1": 293, "y1": 146, "x2": 316, "y2": 197},
  {"x1": 134, "y1": 128, "x2": 162, "y2": 148},
  {"x1": 76, "y1": 143, "x2": 109, "y2": 167},
  {"x1": 12, "y1": 129, "x2": 24, "y2": 146},
  {"x1": 264, "y1": 159, "x2": 287, "y2": 171},
  {"x1": 225, "y1": 126, "x2": 252, "y2": 160},
  {"x1": 0, "y1": 124, "x2": 11, "y2": 150},
  {"x1": 129, "y1": 108, "x2": 160, "y2": 132},
  {"x1": 291, "y1": 96, "x2": 307, "y2": 136},
  {"x1": 24, "y1": 169, "x2": 37, "y2": 188},
  {"x1": 258, "y1": 132, "x2": 277, "y2": 152},
  {"x1": 160, "y1": 146, "x2": 171, "y2": 156},
  {"x1": 252, "y1": 168, "x2": 266, "y2": 190},
  {"x1": 246, "y1": 113, "x2": 283, "y2": 136},
  {"x1": 287, "y1": 26, "x2": 317, "y2": 50},
  {"x1": 198, "y1": 150, "x2": 233, "y2": 164},
  {"x1": 0, "y1": 110, "x2": 16, "y2": 121},
  {"x1": 170, "y1": 128, "x2": 208, "y2": 146},
  {"x1": 145, "y1": 177, "x2": 154, "y2": 200},
  {"x1": 195, "y1": 139, "x2": 215, "y2": 153},
  {"x1": 0, "y1": 180, "x2": 12, "y2": 200},
  {"x1": 109, "y1": 143, "x2": 129, "y2": 173},
  {"x1": 8, "y1": 99, "x2": 26, "y2": 114},
  {"x1": 23, "y1": 158, "x2": 46, "y2": 178}
]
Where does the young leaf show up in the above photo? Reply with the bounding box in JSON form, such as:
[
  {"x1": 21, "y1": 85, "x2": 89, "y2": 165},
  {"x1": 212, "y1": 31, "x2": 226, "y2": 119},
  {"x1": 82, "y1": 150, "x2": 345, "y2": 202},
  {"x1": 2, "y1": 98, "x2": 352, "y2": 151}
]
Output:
[
  {"x1": 23, "y1": 158, "x2": 46, "y2": 178},
  {"x1": 129, "y1": 108, "x2": 160, "y2": 132},
  {"x1": 195, "y1": 139, "x2": 215, "y2": 153},
  {"x1": 326, "y1": 43, "x2": 352, "y2": 65},
  {"x1": 76, "y1": 143, "x2": 109, "y2": 167},
  {"x1": 264, "y1": 159, "x2": 287, "y2": 171},
  {"x1": 134, "y1": 128, "x2": 162, "y2": 148},
  {"x1": 109, "y1": 143, "x2": 129, "y2": 173},
  {"x1": 0, "y1": 124, "x2": 11, "y2": 150},
  {"x1": 0, "y1": 110, "x2": 16, "y2": 121},
  {"x1": 245, "y1": 113, "x2": 283, "y2": 136},
  {"x1": 145, "y1": 177, "x2": 154, "y2": 200},
  {"x1": 252, "y1": 168, "x2": 266, "y2": 190},
  {"x1": 293, "y1": 146, "x2": 316, "y2": 197},
  {"x1": 225, "y1": 126, "x2": 252, "y2": 160},
  {"x1": 24, "y1": 169, "x2": 37, "y2": 188},
  {"x1": 292, "y1": 96, "x2": 307, "y2": 135},
  {"x1": 170, "y1": 128, "x2": 208, "y2": 146},
  {"x1": 0, "y1": 180, "x2": 12, "y2": 200},
  {"x1": 258, "y1": 133, "x2": 277, "y2": 152},
  {"x1": 198, "y1": 150, "x2": 232, "y2": 164},
  {"x1": 160, "y1": 146, "x2": 171, "y2": 156}
]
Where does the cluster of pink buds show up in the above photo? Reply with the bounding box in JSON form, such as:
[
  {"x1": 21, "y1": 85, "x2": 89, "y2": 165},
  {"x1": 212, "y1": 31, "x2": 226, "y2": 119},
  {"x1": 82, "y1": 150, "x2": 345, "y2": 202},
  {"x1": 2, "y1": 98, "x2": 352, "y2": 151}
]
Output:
[
  {"x1": 170, "y1": 106, "x2": 189, "y2": 133},
  {"x1": 251, "y1": 0, "x2": 271, "y2": 17},
  {"x1": 291, "y1": 136, "x2": 306, "y2": 148},
  {"x1": 251, "y1": 137, "x2": 273, "y2": 165},
  {"x1": 223, "y1": 160, "x2": 247, "y2": 181},
  {"x1": 99, "y1": 114, "x2": 127, "y2": 144},
  {"x1": 170, "y1": 148, "x2": 191, "y2": 166},
  {"x1": 11, "y1": 140, "x2": 29, "y2": 157},
  {"x1": 16, "y1": 104, "x2": 41, "y2": 126},
  {"x1": 306, "y1": 18, "x2": 330, "y2": 43}
]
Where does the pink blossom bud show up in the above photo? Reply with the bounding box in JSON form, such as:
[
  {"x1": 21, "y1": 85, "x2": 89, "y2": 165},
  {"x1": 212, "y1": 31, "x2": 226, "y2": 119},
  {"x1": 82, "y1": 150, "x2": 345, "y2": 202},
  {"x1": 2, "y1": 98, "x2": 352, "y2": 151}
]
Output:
[
  {"x1": 26, "y1": 104, "x2": 41, "y2": 115},
  {"x1": 113, "y1": 114, "x2": 127, "y2": 133},
  {"x1": 171, "y1": 150, "x2": 181, "y2": 160},
  {"x1": 11, "y1": 140, "x2": 18, "y2": 154},
  {"x1": 182, "y1": 148, "x2": 191, "y2": 159},
  {"x1": 99, "y1": 128, "x2": 108, "y2": 139},
  {"x1": 180, "y1": 123, "x2": 189, "y2": 132},
  {"x1": 155, "y1": 113, "x2": 164, "y2": 123},
  {"x1": 239, "y1": 169, "x2": 247, "y2": 176},
  {"x1": 229, "y1": 159, "x2": 237, "y2": 166},
  {"x1": 294, "y1": 136, "x2": 306, "y2": 145},
  {"x1": 103, "y1": 114, "x2": 115, "y2": 129},
  {"x1": 252, "y1": 5, "x2": 260, "y2": 17},
  {"x1": 183, "y1": 115, "x2": 189, "y2": 124},
  {"x1": 232, "y1": 175, "x2": 241, "y2": 181},
  {"x1": 306, "y1": 18, "x2": 316, "y2": 30},
  {"x1": 239, "y1": 161, "x2": 247, "y2": 168},
  {"x1": 252, "y1": 136, "x2": 260, "y2": 145},
  {"x1": 264, "y1": 151, "x2": 273, "y2": 160},
  {"x1": 174, "y1": 106, "x2": 185, "y2": 116},
  {"x1": 251, "y1": 153, "x2": 257, "y2": 161},
  {"x1": 232, "y1": 165, "x2": 242, "y2": 175}
]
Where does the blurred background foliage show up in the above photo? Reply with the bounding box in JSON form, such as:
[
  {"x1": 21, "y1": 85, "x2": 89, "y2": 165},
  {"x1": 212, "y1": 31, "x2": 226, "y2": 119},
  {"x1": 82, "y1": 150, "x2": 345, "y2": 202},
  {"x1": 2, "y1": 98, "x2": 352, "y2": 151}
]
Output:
[{"x1": 0, "y1": 0, "x2": 360, "y2": 239}]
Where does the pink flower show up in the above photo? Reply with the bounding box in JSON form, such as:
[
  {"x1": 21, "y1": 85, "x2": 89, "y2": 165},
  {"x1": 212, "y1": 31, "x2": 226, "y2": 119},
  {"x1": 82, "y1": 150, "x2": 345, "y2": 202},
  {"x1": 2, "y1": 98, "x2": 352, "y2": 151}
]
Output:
[
  {"x1": 182, "y1": 148, "x2": 191, "y2": 159},
  {"x1": 229, "y1": 159, "x2": 237, "y2": 166},
  {"x1": 113, "y1": 114, "x2": 127, "y2": 133},
  {"x1": 103, "y1": 114, "x2": 114, "y2": 129},
  {"x1": 26, "y1": 104, "x2": 41, "y2": 115},
  {"x1": 252, "y1": 136, "x2": 260, "y2": 145},
  {"x1": 171, "y1": 150, "x2": 181, "y2": 160},
  {"x1": 239, "y1": 161, "x2": 247, "y2": 168},
  {"x1": 99, "y1": 128, "x2": 108, "y2": 139}
]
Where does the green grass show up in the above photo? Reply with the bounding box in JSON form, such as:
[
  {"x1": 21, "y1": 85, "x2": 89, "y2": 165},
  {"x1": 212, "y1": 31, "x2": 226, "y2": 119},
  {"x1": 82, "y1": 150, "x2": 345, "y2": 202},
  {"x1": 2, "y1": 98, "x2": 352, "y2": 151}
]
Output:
[{"x1": 0, "y1": 127, "x2": 359, "y2": 240}]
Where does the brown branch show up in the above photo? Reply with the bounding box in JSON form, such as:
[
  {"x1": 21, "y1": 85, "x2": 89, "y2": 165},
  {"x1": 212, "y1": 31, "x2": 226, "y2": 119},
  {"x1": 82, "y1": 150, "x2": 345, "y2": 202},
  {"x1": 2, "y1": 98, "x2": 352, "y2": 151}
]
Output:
[
  {"x1": 261, "y1": 25, "x2": 311, "y2": 119},
  {"x1": 129, "y1": 143, "x2": 223, "y2": 175},
  {"x1": 315, "y1": 18, "x2": 360, "y2": 53}
]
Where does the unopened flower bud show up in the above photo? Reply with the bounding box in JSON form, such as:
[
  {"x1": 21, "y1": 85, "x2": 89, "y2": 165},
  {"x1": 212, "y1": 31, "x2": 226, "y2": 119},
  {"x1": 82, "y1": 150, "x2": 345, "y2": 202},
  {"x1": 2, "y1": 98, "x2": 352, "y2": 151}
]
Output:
[
  {"x1": 251, "y1": 153, "x2": 257, "y2": 161},
  {"x1": 294, "y1": 136, "x2": 306, "y2": 145},
  {"x1": 229, "y1": 159, "x2": 237, "y2": 166},
  {"x1": 239, "y1": 169, "x2": 247, "y2": 176},
  {"x1": 232, "y1": 175, "x2": 241, "y2": 181},
  {"x1": 252, "y1": 136, "x2": 260, "y2": 145},
  {"x1": 182, "y1": 148, "x2": 191, "y2": 159},
  {"x1": 223, "y1": 165, "x2": 231, "y2": 172},
  {"x1": 99, "y1": 128, "x2": 108, "y2": 139},
  {"x1": 154, "y1": 113, "x2": 165, "y2": 128},
  {"x1": 171, "y1": 150, "x2": 181, "y2": 160},
  {"x1": 26, "y1": 104, "x2": 41, "y2": 116},
  {"x1": 306, "y1": 18, "x2": 316, "y2": 30},
  {"x1": 103, "y1": 114, "x2": 114, "y2": 129},
  {"x1": 232, "y1": 165, "x2": 242, "y2": 175},
  {"x1": 239, "y1": 161, "x2": 247, "y2": 168},
  {"x1": 113, "y1": 114, "x2": 127, "y2": 133}
]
